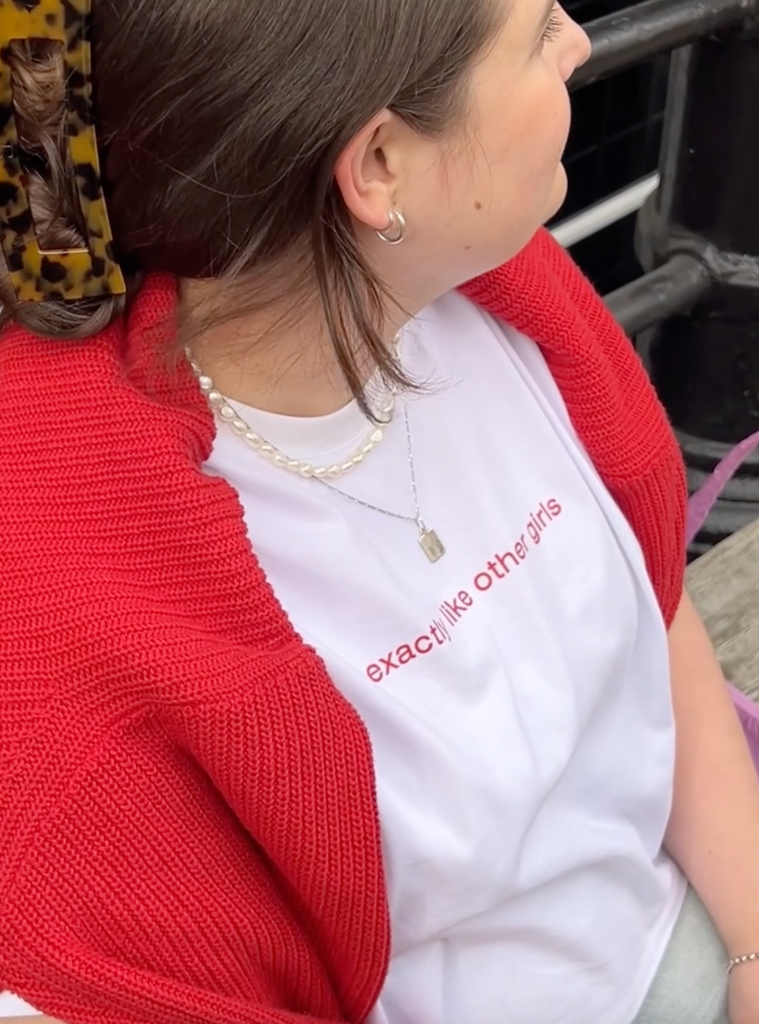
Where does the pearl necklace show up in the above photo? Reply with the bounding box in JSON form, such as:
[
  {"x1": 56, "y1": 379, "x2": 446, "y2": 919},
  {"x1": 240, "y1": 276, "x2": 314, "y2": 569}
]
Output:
[
  {"x1": 187, "y1": 351, "x2": 446, "y2": 562},
  {"x1": 186, "y1": 353, "x2": 394, "y2": 480}
]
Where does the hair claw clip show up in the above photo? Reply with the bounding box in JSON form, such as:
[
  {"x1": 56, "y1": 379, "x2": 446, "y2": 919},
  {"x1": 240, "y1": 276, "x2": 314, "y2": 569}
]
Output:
[{"x1": 0, "y1": 0, "x2": 125, "y2": 302}]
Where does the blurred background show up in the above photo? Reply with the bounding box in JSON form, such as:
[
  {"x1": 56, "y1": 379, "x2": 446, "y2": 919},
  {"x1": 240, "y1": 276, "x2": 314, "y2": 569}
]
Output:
[{"x1": 558, "y1": 0, "x2": 667, "y2": 292}]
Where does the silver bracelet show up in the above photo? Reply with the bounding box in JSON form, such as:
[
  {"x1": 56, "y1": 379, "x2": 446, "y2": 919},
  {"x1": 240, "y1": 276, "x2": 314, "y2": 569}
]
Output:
[{"x1": 727, "y1": 952, "x2": 759, "y2": 974}]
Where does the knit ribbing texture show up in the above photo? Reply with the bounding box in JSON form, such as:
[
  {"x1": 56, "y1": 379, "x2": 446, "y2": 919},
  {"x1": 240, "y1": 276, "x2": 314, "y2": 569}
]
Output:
[{"x1": 0, "y1": 228, "x2": 686, "y2": 1024}]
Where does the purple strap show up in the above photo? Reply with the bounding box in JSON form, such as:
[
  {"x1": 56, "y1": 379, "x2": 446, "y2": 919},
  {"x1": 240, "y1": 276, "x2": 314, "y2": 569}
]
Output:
[
  {"x1": 686, "y1": 428, "x2": 759, "y2": 545},
  {"x1": 684, "y1": 428, "x2": 759, "y2": 771}
]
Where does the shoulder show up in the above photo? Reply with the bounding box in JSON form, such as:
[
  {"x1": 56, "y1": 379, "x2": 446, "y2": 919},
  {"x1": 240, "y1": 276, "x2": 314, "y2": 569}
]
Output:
[
  {"x1": 460, "y1": 230, "x2": 688, "y2": 625},
  {"x1": 0, "y1": 281, "x2": 302, "y2": 729}
]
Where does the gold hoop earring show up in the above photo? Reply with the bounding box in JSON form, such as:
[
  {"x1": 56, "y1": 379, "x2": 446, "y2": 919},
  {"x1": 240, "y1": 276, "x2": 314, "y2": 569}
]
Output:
[{"x1": 376, "y1": 210, "x2": 406, "y2": 246}]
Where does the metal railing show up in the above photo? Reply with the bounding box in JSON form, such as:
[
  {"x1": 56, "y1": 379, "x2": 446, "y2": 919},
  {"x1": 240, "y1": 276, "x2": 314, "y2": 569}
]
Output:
[
  {"x1": 550, "y1": 174, "x2": 659, "y2": 250},
  {"x1": 561, "y1": 0, "x2": 759, "y2": 550},
  {"x1": 573, "y1": 0, "x2": 754, "y2": 88}
]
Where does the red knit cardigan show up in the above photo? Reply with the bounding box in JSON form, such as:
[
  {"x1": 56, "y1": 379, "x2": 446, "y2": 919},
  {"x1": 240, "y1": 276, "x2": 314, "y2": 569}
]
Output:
[{"x1": 0, "y1": 228, "x2": 686, "y2": 1024}]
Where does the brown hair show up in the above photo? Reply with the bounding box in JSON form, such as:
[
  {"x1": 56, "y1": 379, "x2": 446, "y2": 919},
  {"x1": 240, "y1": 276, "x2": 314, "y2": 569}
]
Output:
[{"x1": 0, "y1": 0, "x2": 499, "y2": 398}]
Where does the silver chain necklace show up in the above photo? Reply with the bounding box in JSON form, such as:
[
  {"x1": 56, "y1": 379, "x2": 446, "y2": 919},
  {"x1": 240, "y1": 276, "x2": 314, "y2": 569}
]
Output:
[
  {"x1": 319, "y1": 400, "x2": 445, "y2": 563},
  {"x1": 188, "y1": 354, "x2": 446, "y2": 563}
]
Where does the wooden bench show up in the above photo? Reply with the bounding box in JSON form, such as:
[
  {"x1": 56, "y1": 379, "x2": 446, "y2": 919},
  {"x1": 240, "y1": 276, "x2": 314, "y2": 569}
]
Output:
[{"x1": 687, "y1": 516, "x2": 759, "y2": 702}]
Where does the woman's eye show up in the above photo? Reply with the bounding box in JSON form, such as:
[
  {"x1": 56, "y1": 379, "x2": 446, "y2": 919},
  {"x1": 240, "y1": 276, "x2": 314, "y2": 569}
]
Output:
[{"x1": 541, "y1": 7, "x2": 564, "y2": 44}]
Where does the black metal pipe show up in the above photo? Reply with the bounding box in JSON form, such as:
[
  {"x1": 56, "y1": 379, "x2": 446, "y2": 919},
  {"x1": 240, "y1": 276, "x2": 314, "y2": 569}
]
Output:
[
  {"x1": 571, "y1": 0, "x2": 754, "y2": 89},
  {"x1": 639, "y1": 31, "x2": 759, "y2": 552},
  {"x1": 604, "y1": 253, "x2": 711, "y2": 336},
  {"x1": 658, "y1": 41, "x2": 759, "y2": 256}
]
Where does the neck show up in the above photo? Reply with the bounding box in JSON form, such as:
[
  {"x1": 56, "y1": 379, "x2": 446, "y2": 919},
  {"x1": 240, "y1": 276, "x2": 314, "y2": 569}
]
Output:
[{"x1": 183, "y1": 279, "x2": 404, "y2": 418}]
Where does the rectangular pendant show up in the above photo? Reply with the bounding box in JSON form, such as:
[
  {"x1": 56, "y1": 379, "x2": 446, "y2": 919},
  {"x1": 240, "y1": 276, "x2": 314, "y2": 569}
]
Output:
[{"x1": 418, "y1": 527, "x2": 445, "y2": 563}]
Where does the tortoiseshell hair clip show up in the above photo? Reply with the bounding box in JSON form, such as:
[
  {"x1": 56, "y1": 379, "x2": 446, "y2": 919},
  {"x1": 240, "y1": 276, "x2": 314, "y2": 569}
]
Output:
[{"x1": 0, "y1": 0, "x2": 125, "y2": 302}]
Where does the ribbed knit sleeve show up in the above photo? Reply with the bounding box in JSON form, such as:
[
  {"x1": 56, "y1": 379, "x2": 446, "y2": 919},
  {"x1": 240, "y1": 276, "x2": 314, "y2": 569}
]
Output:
[{"x1": 1, "y1": 707, "x2": 383, "y2": 1024}]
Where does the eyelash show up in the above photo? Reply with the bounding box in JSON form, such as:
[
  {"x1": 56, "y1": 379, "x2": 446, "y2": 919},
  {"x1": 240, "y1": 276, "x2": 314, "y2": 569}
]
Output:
[{"x1": 541, "y1": 7, "x2": 564, "y2": 43}]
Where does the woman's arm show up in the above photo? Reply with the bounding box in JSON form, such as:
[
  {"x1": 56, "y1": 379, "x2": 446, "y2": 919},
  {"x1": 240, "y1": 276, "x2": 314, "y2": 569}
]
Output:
[
  {"x1": 665, "y1": 590, "x2": 759, "y2": 949},
  {"x1": 665, "y1": 589, "x2": 759, "y2": 1020}
]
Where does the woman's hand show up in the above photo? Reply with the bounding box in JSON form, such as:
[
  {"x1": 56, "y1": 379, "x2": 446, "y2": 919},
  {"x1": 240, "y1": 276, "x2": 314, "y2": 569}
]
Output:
[{"x1": 729, "y1": 965, "x2": 759, "y2": 1024}]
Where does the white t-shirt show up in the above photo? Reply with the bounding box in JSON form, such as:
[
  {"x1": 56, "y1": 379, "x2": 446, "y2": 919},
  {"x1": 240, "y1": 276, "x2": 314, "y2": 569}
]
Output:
[{"x1": 2, "y1": 292, "x2": 684, "y2": 1023}]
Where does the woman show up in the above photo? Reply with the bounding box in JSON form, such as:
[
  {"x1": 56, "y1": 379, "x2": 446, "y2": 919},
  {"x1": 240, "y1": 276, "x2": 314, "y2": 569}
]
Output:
[{"x1": 1, "y1": 0, "x2": 759, "y2": 1021}]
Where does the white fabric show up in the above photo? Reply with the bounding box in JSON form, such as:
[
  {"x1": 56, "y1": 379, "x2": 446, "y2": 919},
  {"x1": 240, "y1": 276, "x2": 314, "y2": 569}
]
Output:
[
  {"x1": 2, "y1": 292, "x2": 685, "y2": 1023},
  {"x1": 207, "y1": 293, "x2": 684, "y2": 1024},
  {"x1": 0, "y1": 992, "x2": 40, "y2": 1017}
]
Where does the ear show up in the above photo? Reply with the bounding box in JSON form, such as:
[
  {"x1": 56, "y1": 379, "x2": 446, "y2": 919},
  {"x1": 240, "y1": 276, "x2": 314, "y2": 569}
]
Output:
[{"x1": 334, "y1": 110, "x2": 404, "y2": 231}]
